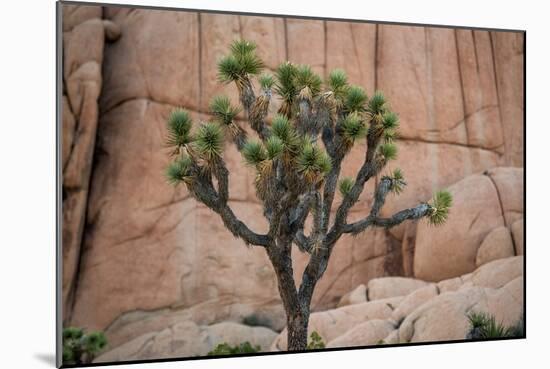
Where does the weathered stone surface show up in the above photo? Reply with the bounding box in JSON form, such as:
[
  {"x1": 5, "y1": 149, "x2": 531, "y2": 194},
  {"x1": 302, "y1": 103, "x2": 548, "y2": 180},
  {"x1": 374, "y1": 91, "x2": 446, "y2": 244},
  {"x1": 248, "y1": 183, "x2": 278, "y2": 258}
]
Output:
[
  {"x1": 391, "y1": 284, "x2": 439, "y2": 323},
  {"x1": 337, "y1": 284, "x2": 367, "y2": 307},
  {"x1": 414, "y1": 173, "x2": 506, "y2": 281},
  {"x1": 397, "y1": 278, "x2": 523, "y2": 343},
  {"x1": 61, "y1": 6, "x2": 112, "y2": 321},
  {"x1": 486, "y1": 167, "x2": 524, "y2": 226},
  {"x1": 95, "y1": 321, "x2": 277, "y2": 362},
  {"x1": 327, "y1": 319, "x2": 395, "y2": 348},
  {"x1": 368, "y1": 277, "x2": 430, "y2": 301},
  {"x1": 511, "y1": 218, "x2": 524, "y2": 255},
  {"x1": 491, "y1": 31, "x2": 525, "y2": 167},
  {"x1": 475, "y1": 226, "x2": 515, "y2": 267},
  {"x1": 467, "y1": 256, "x2": 523, "y2": 290},
  {"x1": 270, "y1": 297, "x2": 402, "y2": 351}
]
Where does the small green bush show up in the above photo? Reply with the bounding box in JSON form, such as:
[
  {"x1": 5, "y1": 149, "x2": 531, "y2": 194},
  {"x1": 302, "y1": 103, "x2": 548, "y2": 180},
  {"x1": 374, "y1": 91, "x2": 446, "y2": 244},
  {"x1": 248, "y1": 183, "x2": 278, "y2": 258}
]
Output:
[
  {"x1": 207, "y1": 341, "x2": 261, "y2": 356},
  {"x1": 466, "y1": 312, "x2": 524, "y2": 339},
  {"x1": 307, "y1": 331, "x2": 325, "y2": 349},
  {"x1": 62, "y1": 327, "x2": 107, "y2": 365}
]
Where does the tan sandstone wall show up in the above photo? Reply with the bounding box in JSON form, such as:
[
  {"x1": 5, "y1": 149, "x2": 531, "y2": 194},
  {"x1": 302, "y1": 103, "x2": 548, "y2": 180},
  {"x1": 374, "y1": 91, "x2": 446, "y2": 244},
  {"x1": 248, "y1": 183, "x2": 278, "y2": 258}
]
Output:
[{"x1": 61, "y1": 4, "x2": 524, "y2": 345}]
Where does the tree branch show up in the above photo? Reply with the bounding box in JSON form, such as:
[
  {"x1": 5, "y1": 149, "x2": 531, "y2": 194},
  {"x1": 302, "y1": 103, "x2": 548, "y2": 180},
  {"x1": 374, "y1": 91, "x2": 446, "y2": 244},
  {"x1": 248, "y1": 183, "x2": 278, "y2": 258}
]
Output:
[{"x1": 342, "y1": 203, "x2": 431, "y2": 235}]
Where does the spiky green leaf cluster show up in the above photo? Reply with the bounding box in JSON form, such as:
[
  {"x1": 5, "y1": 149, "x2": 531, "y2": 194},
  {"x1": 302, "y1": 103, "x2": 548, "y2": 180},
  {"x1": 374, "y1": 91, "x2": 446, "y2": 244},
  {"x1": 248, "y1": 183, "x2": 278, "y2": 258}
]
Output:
[
  {"x1": 166, "y1": 108, "x2": 192, "y2": 147},
  {"x1": 344, "y1": 85, "x2": 368, "y2": 113},
  {"x1": 209, "y1": 95, "x2": 241, "y2": 125},
  {"x1": 341, "y1": 112, "x2": 368, "y2": 144},
  {"x1": 338, "y1": 177, "x2": 355, "y2": 197},
  {"x1": 218, "y1": 40, "x2": 264, "y2": 83},
  {"x1": 63, "y1": 327, "x2": 84, "y2": 340},
  {"x1": 428, "y1": 190, "x2": 452, "y2": 226},
  {"x1": 467, "y1": 312, "x2": 522, "y2": 339},
  {"x1": 265, "y1": 136, "x2": 284, "y2": 160},
  {"x1": 379, "y1": 142, "x2": 398, "y2": 161},
  {"x1": 271, "y1": 114, "x2": 300, "y2": 150},
  {"x1": 259, "y1": 73, "x2": 275, "y2": 90},
  {"x1": 165, "y1": 156, "x2": 193, "y2": 185},
  {"x1": 327, "y1": 69, "x2": 350, "y2": 101},
  {"x1": 294, "y1": 64, "x2": 322, "y2": 98},
  {"x1": 274, "y1": 62, "x2": 298, "y2": 103},
  {"x1": 194, "y1": 122, "x2": 224, "y2": 160},
  {"x1": 390, "y1": 168, "x2": 405, "y2": 194},
  {"x1": 382, "y1": 111, "x2": 399, "y2": 130},
  {"x1": 297, "y1": 141, "x2": 332, "y2": 182},
  {"x1": 242, "y1": 140, "x2": 267, "y2": 166},
  {"x1": 368, "y1": 91, "x2": 387, "y2": 115}
]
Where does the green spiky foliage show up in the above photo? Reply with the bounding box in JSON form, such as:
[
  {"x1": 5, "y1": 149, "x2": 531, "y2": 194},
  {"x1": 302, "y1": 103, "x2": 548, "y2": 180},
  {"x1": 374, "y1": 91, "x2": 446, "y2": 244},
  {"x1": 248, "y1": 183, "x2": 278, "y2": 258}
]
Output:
[
  {"x1": 344, "y1": 85, "x2": 368, "y2": 113},
  {"x1": 382, "y1": 111, "x2": 399, "y2": 130},
  {"x1": 218, "y1": 40, "x2": 264, "y2": 84},
  {"x1": 166, "y1": 155, "x2": 193, "y2": 185},
  {"x1": 428, "y1": 190, "x2": 453, "y2": 226},
  {"x1": 297, "y1": 141, "x2": 332, "y2": 184},
  {"x1": 259, "y1": 73, "x2": 275, "y2": 91},
  {"x1": 62, "y1": 327, "x2": 107, "y2": 365},
  {"x1": 274, "y1": 61, "x2": 298, "y2": 117},
  {"x1": 242, "y1": 140, "x2": 267, "y2": 166},
  {"x1": 270, "y1": 114, "x2": 300, "y2": 153},
  {"x1": 194, "y1": 122, "x2": 225, "y2": 162},
  {"x1": 390, "y1": 168, "x2": 406, "y2": 194},
  {"x1": 467, "y1": 312, "x2": 524, "y2": 339},
  {"x1": 209, "y1": 95, "x2": 241, "y2": 125},
  {"x1": 327, "y1": 69, "x2": 350, "y2": 102},
  {"x1": 340, "y1": 112, "x2": 368, "y2": 147},
  {"x1": 265, "y1": 136, "x2": 284, "y2": 160},
  {"x1": 166, "y1": 108, "x2": 193, "y2": 149},
  {"x1": 162, "y1": 38, "x2": 453, "y2": 352},
  {"x1": 294, "y1": 64, "x2": 322, "y2": 100},
  {"x1": 378, "y1": 142, "x2": 398, "y2": 161},
  {"x1": 207, "y1": 342, "x2": 260, "y2": 356},
  {"x1": 338, "y1": 177, "x2": 355, "y2": 197}
]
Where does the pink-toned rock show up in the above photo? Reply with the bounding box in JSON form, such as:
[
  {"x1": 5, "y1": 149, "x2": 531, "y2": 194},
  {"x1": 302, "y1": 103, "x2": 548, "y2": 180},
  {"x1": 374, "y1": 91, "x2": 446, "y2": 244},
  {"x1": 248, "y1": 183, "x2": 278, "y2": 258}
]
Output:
[
  {"x1": 397, "y1": 275, "x2": 523, "y2": 343},
  {"x1": 337, "y1": 284, "x2": 367, "y2": 307},
  {"x1": 368, "y1": 277, "x2": 430, "y2": 301},
  {"x1": 286, "y1": 19, "x2": 325, "y2": 75},
  {"x1": 486, "y1": 167, "x2": 524, "y2": 225},
  {"x1": 511, "y1": 218, "x2": 524, "y2": 255},
  {"x1": 391, "y1": 284, "x2": 439, "y2": 322},
  {"x1": 326, "y1": 21, "x2": 376, "y2": 92},
  {"x1": 475, "y1": 226, "x2": 515, "y2": 267},
  {"x1": 327, "y1": 319, "x2": 395, "y2": 348},
  {"x1": 95, "y1": 321, "x2": 276, "y2": 362},
  {"x1": 491, "y1": 31, "x2": 525, "y2": 167},
  {"x1": 414, "y1": 173, "x2": 506, "y2": 281},
  {"x1": 436, "y1": 277, "x2": 464, "y2": 293},
  {"x1": 270, "y1": 297, "x2": 402, "y2": 351},
  {"x1": 468, "y1": 256, "x2": 523, "y2": 289}
]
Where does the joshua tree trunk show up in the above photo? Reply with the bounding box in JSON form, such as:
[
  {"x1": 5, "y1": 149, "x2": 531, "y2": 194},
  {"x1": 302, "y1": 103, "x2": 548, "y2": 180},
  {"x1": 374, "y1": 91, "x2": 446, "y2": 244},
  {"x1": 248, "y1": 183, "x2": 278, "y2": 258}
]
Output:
[{"x1": 163, "y1": 40, "x2": 452, "y2": 352}]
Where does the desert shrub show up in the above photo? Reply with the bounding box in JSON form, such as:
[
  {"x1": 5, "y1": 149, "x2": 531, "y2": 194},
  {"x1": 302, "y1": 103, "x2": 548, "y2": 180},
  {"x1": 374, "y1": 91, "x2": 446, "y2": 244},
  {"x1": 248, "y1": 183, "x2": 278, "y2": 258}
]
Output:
[
  {"x1": 62, "y1": 327, "x2": 107, "y2": 365},
  {"x1": 207, "y1": 341, "x2": 261, "y2": 356},
  {"x1": 307, "y1": 331, "x2": 325, "y2": 349},
  {"x1": 466, "y1": 312, "x2": 524, "y2": 339}
]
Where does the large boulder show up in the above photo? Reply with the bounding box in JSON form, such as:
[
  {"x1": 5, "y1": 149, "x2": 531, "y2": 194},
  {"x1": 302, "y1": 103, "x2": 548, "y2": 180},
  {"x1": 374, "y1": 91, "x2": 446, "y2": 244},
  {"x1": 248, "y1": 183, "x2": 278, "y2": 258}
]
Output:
[
  {"x1": 368, "y1": 277, "x2": 430, "y2": 301},
  {"x1": 95, "y1": 321, "x2": 276, "y2": 362},
  {"x1": 327, "y1": 319, "x2": 395, "y2": 348},
  {"x1": 337, "y1": 284, "x2": 367, "y2": 307},
  {"x1": 414, "y1": 168, "x2": 523, "y2": 282},
  {"x1": 270, "y1": 297, "x2": 402, "y2": 351},
  {"x1": 475, "y1": 226, "x2": 515, "y2": 267}
]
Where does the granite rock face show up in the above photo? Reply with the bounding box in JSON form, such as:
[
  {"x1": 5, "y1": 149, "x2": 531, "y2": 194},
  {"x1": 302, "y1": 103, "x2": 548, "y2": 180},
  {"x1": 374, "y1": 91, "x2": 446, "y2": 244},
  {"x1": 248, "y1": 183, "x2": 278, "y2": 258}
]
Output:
[{"x1": 61, "y1": 3, "x2": 524, "y2": 354}]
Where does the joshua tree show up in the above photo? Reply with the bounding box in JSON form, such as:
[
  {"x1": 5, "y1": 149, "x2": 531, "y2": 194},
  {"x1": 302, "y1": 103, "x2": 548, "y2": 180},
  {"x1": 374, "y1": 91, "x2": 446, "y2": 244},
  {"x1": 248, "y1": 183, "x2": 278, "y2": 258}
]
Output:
[{"x1": 164, "y1": 40, "x2": 452, "y2": 351}]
